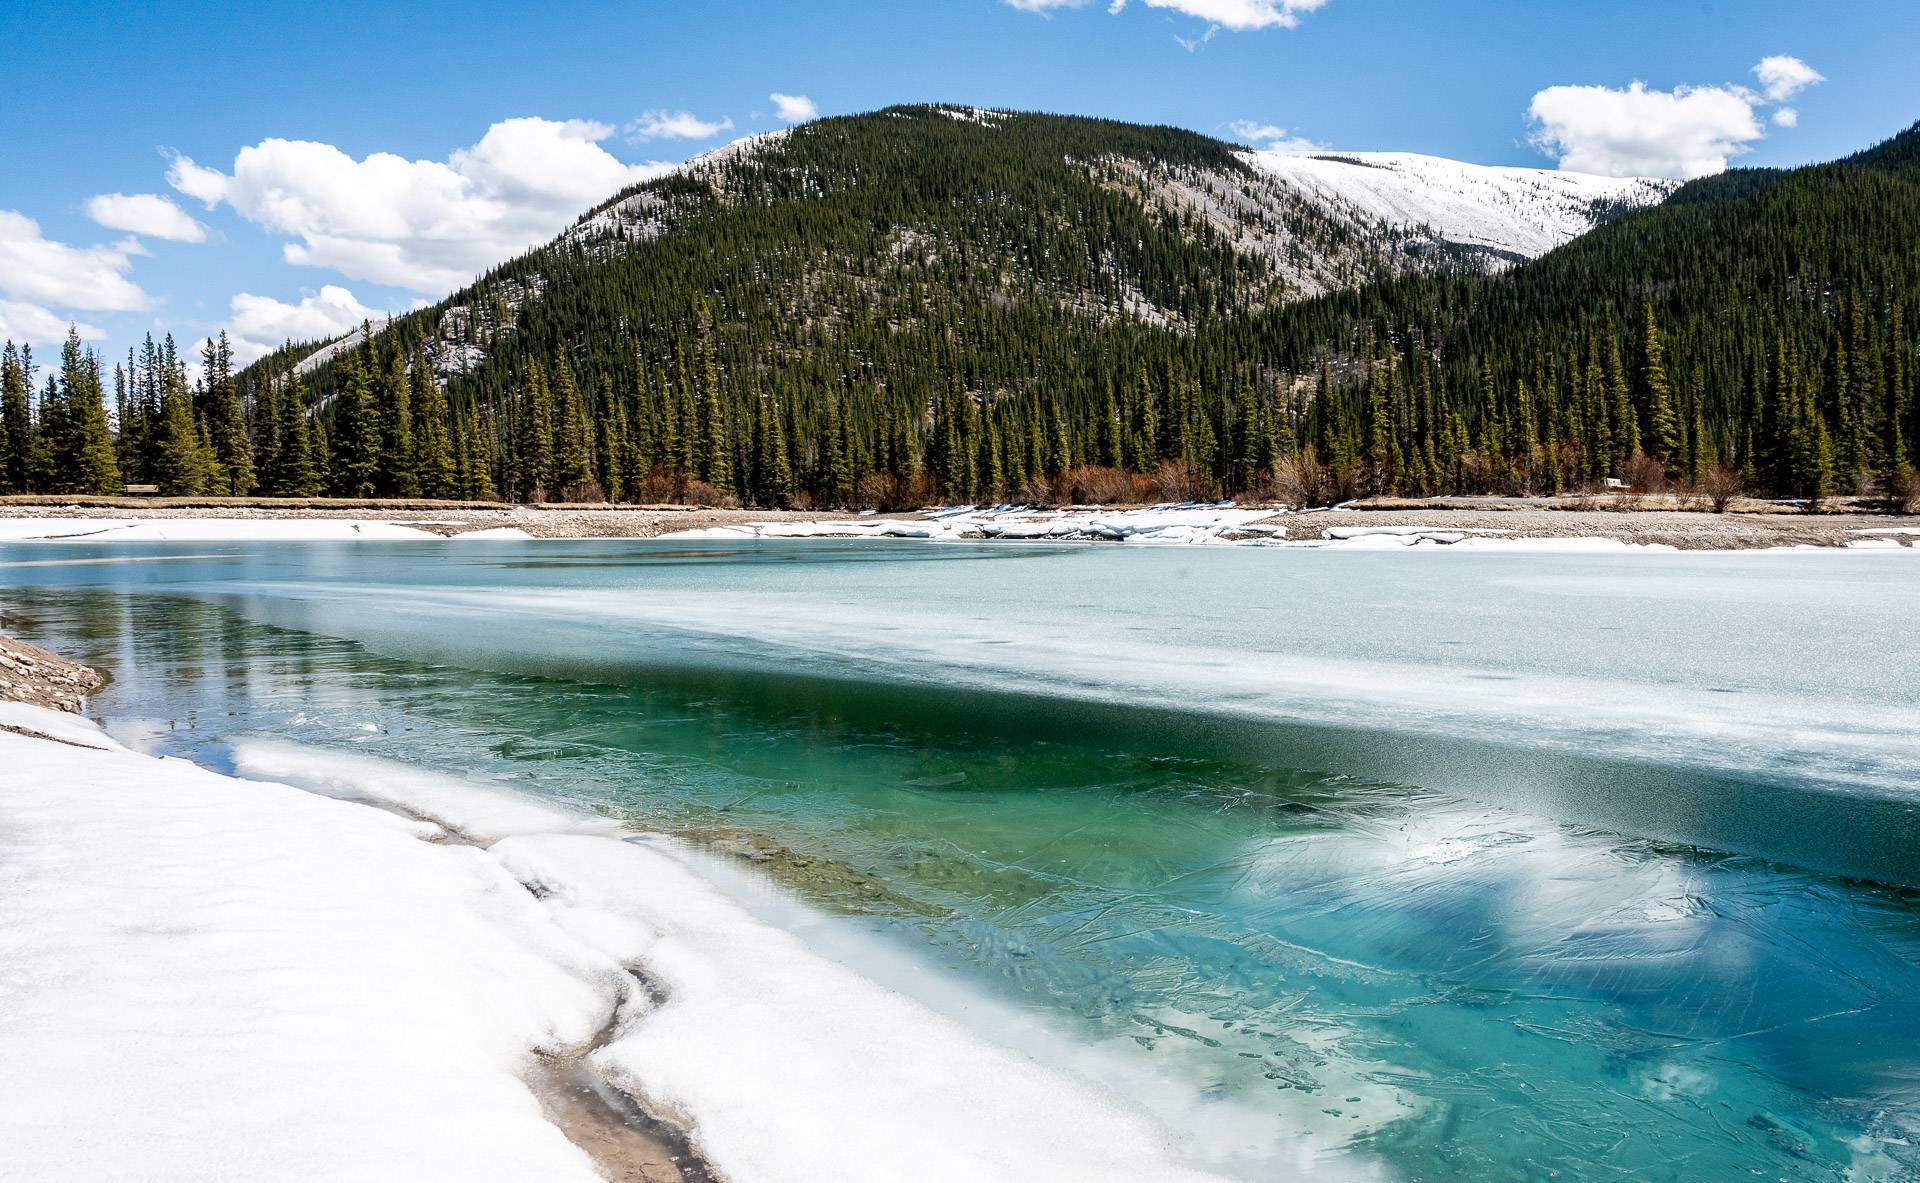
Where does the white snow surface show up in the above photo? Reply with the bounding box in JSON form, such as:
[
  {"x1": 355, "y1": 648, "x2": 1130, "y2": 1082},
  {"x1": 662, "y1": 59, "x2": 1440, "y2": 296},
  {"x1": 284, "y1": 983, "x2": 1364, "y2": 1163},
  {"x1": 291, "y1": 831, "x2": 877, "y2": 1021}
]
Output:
[
  {"x1": 0, "y1": 707, "x2": 1245, "y2": 1182},
  {"x1": 0, "y1": 704, "x2": 617, "y2": 1183},
  {"x1": 1239, "y1": 150, "x2": 1677, "y2": 260},
  {"x1": 0, "y1": 517, "x2": 442, "y2": 542},
  {"x1": 657, "y1": 504, "x2": 1689, "y2": 552}
]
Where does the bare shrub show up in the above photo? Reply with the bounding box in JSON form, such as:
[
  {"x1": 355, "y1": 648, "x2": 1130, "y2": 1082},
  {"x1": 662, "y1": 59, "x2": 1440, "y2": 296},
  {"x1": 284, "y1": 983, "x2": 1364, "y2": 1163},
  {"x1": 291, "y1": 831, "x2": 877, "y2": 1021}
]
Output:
[
  {"x1": 550, "y1": 478, "x2": 606, "y2": 505},
  {"x1": 1890, "y1": 464, "x2": 1920, "y2": 515},
  {"x1": 853, "y1": 473, "x2": 897, "y2": 510},
  {"x1": 1063, "y1": 465, "x2": 1134, "y2": 505},
  {"x1": 1015, "y1": 475, "x2": 1059, "y2": 505},
  {"x1": 854, "y1": 472, "x2": 936, "y2": 511},
  {"x1": 682, "y1": 480, "x2": 738, "y2": 509},
  {"x1": 1700, "y1": 464, "x2": 1742, "y2": 513},
  {"x1": 1272, "y1": 447, "x2": 1331, "y2": 508},
  {"x1": 1622, "y1": 451, "x2": 1670, "y2": 497},
  {"x1": 1456, "y1": 451, "x2": 1494, "y2": 495},
  {"x1": 1147, "y1": 459, "x2": 1214, "y2": 503}
]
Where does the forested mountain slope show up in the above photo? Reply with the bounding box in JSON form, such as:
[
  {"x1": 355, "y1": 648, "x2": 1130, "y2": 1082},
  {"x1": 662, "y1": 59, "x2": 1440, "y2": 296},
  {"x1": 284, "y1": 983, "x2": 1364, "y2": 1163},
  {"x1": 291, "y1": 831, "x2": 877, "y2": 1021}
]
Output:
[{"x1": 17, "y1": 107, "x2": 1914, "y2": 509}]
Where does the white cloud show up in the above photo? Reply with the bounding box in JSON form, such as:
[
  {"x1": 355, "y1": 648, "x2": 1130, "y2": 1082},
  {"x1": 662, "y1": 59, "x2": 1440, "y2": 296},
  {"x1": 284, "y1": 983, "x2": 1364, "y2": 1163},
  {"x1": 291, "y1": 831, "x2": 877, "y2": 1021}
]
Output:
[
  {"x1": 1229, "y1": 120, "x2": 1326, "y2": 153},
  {"x1": 0, "y1": 299, "x2": 101, "y2": 346},
  {"x1": 223, "y1": 285, "x2": 386, "y2": 364},
  {"x1": 1110, "y1": 0, "x2": 1327, "y2": 29},
  {"x1": 165, "y1": 155, "x2": 230, "y2": 206},
  {"x1": 0, "y1": 210, "x2": 150, "y2": 315},
  {"x1": 1526, "y1": 82, "x2": 1766, "y2": 179},
  {"x1": 1527, "y1": 57, "x2": 1823, "y2": 180},
  {"x1": 84, "y1": 192, "x2": 207, "y2": 244},
  {"x1": 770, "y1": 93, "x2": 819, "y2": 122},
  {"x1": 166, "y1": 117, "x2": 676, "y2": 294},
  {"x1": 1753, "y1": 55, "x2": 1824, "y2": 102},
  {"x1": 627, "y1": 110, "x2": 734, "y2": 141},
  {"x1": 1002, "y1": 0, "x2": 1086, "y2": 10}
]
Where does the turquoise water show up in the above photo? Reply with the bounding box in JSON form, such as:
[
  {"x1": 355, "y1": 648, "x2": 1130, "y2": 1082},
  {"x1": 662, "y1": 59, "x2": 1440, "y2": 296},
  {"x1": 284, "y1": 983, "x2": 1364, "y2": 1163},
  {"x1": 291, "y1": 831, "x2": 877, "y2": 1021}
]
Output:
[{"x1": 5, "y1": 540, "x2": 1918, "y2": 1180}]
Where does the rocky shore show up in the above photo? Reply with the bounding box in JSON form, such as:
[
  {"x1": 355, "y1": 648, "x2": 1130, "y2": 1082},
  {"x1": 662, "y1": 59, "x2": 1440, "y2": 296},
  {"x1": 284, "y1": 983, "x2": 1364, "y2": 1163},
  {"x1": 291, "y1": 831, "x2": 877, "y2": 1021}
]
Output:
[
  {"x1": 0, "y1": 634, "x2": 106, "y2": 713},
  {"x1": 0, "y1": 496, "x2": 1916, "y2": 549}
]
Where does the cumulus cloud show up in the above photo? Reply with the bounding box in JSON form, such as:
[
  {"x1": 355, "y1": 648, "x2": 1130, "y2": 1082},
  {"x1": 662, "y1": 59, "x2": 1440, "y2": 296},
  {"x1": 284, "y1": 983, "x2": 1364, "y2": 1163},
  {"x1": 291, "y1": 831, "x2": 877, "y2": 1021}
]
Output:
[
  {"x1": 1107, "y1": 0, "x2": 1327, "y2": 29},
  {"x1": 627, "y1": 110, "x2": 734, "y2": 141},
  {"x1": 1753, "y1": 55, "x2": 1824, "y2": 102},
  {"x1": 1229, "y1": 120, "x2": 1326, "y2": 153},
  {"x1": 165, "y1": 117, "x2": 676, "y2": 294},
  {"x1": 223, "y1": 285, "x2": 386, "y2": 364},
  {"x1": 769, "y1": 93, "x2": 819, "y2": 122},
  {"x1": 1527, "y1": 82, "x2": 1763, "y2": 178},
  {"x1": 84, "y1": 193, "x2": 207, "y2": 243},
  {"x1": 0, "y1": 210, "x2": 150, "y2": 323},
  {"x1": 0, "y1": 299, "x2": 101, "y2": 345},
  {"x1": 1527, "y1": 57, "x2": 1823, "y2": 179}
]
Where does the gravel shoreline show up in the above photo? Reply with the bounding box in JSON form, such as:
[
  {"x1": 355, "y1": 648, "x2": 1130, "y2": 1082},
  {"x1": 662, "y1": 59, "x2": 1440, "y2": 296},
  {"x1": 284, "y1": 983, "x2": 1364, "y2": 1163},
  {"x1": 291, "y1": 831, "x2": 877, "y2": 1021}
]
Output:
[
  {"x1": 0, "y1": 499, "x2": 1915, "y2": 549},
  {"x1": 0, "y1": 634, "x2": 107, "y2": 714}
]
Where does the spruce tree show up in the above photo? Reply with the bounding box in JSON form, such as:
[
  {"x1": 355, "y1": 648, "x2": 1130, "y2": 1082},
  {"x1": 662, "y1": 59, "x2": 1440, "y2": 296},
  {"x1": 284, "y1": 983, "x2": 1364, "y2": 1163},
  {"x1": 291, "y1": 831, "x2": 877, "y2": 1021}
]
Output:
[
  {"x1": 410, "y1": 351, "x2": 454, "y2": 499},
  {"x1": 202, "y1": 333, "x2": 253, "y2": 495},
  {"x1": 154, "y1": 359, "x2": 206, "y2": 495},
  {"x1": 1637, "y1": 301, "x2": 1678, "y2": 463}
]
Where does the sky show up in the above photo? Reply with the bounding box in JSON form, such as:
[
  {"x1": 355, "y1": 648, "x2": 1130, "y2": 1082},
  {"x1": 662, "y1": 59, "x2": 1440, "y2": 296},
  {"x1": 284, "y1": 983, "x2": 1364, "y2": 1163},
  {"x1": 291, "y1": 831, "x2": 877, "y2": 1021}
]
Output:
[{"x1": 2, "y1": 0, "x2": 1915, "y2": 373}]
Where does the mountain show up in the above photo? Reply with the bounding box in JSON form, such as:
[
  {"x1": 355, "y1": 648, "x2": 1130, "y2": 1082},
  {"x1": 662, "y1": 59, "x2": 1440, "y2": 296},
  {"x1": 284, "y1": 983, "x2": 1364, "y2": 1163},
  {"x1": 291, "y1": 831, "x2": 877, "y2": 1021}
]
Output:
[
  {"x1": 144, "y1": 111, "x2": 1909, "y2": 510},
  {"x1": 289, "y1": 106, "x2": 1672, "y2": 391},
  {"x1": 1236, "y1": 149, "x2": 1674, "y2": 264}
]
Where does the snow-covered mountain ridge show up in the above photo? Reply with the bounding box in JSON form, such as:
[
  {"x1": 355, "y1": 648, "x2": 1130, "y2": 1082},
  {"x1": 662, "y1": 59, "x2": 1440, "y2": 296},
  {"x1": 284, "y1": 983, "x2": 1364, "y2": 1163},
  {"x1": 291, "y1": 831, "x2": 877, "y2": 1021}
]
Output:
[{"x1": 1238, "y1": 149, "x2": 1678, "y2": 263}]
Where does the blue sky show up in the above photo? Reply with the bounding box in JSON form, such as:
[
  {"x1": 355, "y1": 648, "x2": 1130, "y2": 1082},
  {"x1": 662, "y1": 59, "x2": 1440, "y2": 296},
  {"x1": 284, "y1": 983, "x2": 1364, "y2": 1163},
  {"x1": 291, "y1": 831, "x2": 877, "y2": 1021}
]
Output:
[{"x1": 2, "y1": 0, "x2": 1915, "y2": 371}]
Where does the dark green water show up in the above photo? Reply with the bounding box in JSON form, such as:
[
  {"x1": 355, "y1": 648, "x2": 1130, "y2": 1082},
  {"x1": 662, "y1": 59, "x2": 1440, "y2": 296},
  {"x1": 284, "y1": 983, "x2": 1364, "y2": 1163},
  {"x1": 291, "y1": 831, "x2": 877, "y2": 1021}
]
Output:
[{"x1": 5, "y1": 540, "x2": 1918, "y2": 1181}]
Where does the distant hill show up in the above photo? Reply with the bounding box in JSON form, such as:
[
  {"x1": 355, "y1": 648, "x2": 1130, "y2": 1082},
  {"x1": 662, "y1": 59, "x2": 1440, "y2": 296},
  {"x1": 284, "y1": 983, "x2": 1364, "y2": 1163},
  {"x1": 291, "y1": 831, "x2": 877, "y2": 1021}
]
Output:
[{"x1": 198, "y1": 108, "x2": 1915, "y2": 508}]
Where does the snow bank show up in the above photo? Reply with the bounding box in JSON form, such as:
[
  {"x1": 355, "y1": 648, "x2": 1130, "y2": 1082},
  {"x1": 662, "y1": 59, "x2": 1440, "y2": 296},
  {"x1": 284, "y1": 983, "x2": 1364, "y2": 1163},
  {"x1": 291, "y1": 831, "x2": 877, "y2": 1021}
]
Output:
[
  {"x1": 0, "y1": 704, "x2": 619, "y2": 1182},
  {"x1": 660, "y1": 504, "x2": 1280, "y2": 546},
  {"x1": 657, "y1": 508, "x2": 1692, "y2": 552},
  {"x1": 232, "y1": 739, "x2": 615, "y2": 844},
  {"x1": 0, "y1": 712, "x2": 1247, "y2": 1182},
  {"x1": 0, "y1": 518, "x2": 441, "y2": 542},
  {"x1": 224, "y1": 738, "x2": 1246, "y2": 1183}
]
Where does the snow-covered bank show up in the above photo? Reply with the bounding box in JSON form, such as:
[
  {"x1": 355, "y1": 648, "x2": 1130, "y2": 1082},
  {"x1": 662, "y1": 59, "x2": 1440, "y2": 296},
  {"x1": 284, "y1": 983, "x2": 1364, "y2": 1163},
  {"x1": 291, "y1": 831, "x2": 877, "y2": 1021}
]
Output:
[
  {"x1": 0, "y1": 704, "x2": 618, "y2": 1182},
  {"x1": 659, "y1": 504, "x2": 1711, "y2": 551},
  {"x1": 0, "y1": 517, "x2": 445, "y2": 541},
  {"x1": 0, "y1": 708, "x2": 1246, "y2": 1182}
]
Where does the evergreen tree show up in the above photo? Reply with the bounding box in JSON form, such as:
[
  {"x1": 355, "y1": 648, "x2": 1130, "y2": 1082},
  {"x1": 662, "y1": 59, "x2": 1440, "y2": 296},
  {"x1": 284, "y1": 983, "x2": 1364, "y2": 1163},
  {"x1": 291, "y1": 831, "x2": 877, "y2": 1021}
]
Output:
[
  {"x1": 409, "y1": 351, "x2": 455, "y2": 498},
  {"x1": 154, "y1": 355, "x2": 207, "y2": 495},
  {"x1": 202, "y1": 332, "x2": 253, "y2": 495},
  {"x1": 1636, "y1": 301, "x2": 1678, "y2": 463}
]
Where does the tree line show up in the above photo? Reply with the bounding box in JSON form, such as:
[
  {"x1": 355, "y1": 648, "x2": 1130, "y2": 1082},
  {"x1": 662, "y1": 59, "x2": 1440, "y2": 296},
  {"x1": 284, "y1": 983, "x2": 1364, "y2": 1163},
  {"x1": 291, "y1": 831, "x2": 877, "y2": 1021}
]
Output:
[{"x1": 7, "y1": 108, "x2": 1919, "y2": 508}]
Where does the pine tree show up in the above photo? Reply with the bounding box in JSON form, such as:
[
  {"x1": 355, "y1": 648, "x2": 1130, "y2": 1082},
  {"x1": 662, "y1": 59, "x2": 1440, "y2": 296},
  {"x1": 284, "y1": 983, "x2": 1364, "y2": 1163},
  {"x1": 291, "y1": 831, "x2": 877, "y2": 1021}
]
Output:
[
  {"x1": 330, "y1": 353, "x2": 383, "y2": 497},
  {"x1": 0, "y1": 343, "x2": 32, "y2": 494},
  {"x1": 1636, "y1": 301, "x2": 1678, "y2": 463},
  {"x1": 410, "y1": 351, "x2": 455, "y2": 498},
  {"x1": 550, "y1": 346, "x2": 593, "y2": 497},
  {"x1": 154, "y1": 356, "x2": 207, "y2": 495},
  {"x1": 41, "y1": 330, "x2": 122, "y2": 495},
  {"x1": 377, "y1": 347, "x2": 418, "y2": 497},
  {"x1": 277, "y1": 368, "x2": 322, "y2": 497},
  {"x1": 202, "y1": 332, "x2": 253, "y2": 495}
]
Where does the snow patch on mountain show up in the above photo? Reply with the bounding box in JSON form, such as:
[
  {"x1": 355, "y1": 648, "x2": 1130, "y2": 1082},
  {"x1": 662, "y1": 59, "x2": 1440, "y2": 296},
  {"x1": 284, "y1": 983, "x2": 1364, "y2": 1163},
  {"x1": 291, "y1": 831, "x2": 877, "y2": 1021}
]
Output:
[{"x1": 1239, "y1": 150, "x2": 1677, "y2": 261}]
